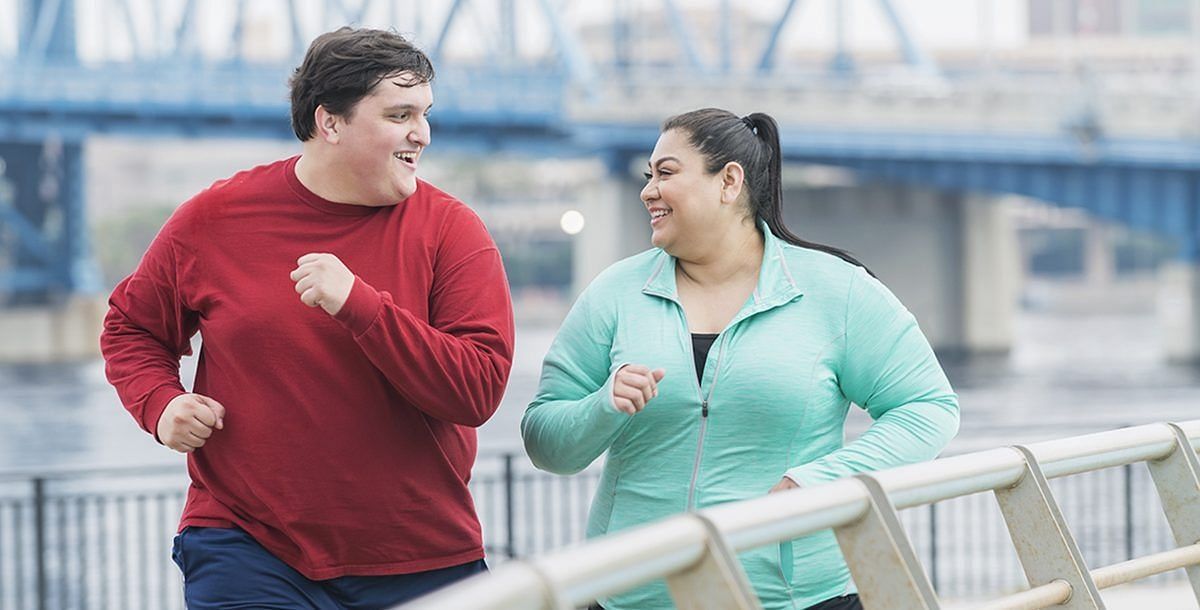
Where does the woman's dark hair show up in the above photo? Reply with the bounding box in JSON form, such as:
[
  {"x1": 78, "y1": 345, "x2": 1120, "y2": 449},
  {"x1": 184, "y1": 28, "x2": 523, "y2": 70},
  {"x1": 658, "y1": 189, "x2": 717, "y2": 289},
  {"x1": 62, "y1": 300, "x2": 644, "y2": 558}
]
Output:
[
  {"x1": 662, "y1": 108, "x2": 872, "y2": 274},
  {"x1": 289, "y1": 27, "x2": 435, "y2": 141}
]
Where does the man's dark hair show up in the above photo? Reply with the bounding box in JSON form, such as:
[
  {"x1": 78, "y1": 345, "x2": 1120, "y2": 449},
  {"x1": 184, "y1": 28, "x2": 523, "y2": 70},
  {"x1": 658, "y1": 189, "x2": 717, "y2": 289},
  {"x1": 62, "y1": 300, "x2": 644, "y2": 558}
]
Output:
[{"x1": 289, "y1": 27, "x2": 435, "y2": 141}]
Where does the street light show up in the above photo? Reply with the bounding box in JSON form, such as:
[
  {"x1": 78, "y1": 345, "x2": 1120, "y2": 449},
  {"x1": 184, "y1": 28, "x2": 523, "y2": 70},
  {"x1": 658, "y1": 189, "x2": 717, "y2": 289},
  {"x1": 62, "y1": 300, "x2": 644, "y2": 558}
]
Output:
[{"x1": 560, "y1": 210, "x2": 585, "y2": 235}]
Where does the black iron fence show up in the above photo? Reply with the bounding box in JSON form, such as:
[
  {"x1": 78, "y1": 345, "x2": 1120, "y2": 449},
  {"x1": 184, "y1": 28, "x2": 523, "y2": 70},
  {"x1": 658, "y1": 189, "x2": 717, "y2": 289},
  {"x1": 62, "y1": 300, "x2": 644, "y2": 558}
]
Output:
[
  {"x1": 0, "y1": 465, "x2": 187, "y2": 610},
  {"x1": 0, "y1": 455, "x2": 1186, "y2": 609}
]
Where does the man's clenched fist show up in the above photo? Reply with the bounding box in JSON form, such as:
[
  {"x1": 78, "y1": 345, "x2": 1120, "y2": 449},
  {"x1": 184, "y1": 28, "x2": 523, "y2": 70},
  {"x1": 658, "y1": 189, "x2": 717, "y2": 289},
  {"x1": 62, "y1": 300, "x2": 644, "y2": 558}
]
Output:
[
  {"x1": 290, "y1": 253, "x2": 354, "y2": 316},
  {"x1": 157, "y1": 393, "x2": 226, "y2": 453}
]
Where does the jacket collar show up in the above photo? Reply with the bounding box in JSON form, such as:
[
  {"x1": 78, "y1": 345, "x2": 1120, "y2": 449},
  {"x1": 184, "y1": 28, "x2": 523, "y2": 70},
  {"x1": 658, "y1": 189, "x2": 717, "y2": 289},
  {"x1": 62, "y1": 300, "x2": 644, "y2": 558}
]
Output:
[{"x1": 641, "y1": 223, "x2": 804, "y2": 315}]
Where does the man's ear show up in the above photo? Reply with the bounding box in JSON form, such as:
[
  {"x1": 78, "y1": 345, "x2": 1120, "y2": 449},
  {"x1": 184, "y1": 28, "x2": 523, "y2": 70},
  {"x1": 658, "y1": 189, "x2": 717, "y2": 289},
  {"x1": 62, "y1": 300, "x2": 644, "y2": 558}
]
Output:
[
  {"x1": 720, "y1": 162, "x2": 745, "y2": 205},
  {"x1": 314, "y1": 105, "x2": 341, "y2": 144}
]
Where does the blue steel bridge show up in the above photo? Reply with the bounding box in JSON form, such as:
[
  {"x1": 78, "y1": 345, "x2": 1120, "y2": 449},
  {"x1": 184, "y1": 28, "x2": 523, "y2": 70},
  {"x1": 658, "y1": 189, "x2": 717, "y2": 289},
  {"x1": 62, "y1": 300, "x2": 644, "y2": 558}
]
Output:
[{"x1": 3, "y1": 0, "x2": 1200, "y2": 351}]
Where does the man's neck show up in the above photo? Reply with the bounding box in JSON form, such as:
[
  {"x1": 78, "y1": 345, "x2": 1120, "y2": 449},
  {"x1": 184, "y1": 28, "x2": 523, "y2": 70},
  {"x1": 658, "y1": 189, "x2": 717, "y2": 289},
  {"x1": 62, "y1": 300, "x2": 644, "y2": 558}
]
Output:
[{"x1": 294, "y1": 151, "x2": 362, "y2": 206}]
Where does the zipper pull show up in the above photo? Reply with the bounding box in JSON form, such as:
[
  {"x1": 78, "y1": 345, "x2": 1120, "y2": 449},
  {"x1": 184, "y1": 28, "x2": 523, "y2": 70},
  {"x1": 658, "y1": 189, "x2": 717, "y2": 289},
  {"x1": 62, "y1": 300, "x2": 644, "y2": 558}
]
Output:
[{"x1": 701, "y1": 400, "x2": 708, "y2": 418}]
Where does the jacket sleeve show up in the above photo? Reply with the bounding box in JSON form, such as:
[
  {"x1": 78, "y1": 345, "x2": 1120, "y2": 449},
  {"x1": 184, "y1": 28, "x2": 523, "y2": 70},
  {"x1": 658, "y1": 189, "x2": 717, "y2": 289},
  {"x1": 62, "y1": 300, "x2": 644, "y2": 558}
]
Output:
[
  {"x1": 331, "y1": 211, "x2": 514, "y2": 428},
  {"x1": 786, "y1": 267, "x2": 960, "y2": 487},
  {"x1": 101, "y1": 221, "x2": 198, "y2": 440},
  {"x1": 521, "y1": 283, "x2": 633, "y2": 475}
]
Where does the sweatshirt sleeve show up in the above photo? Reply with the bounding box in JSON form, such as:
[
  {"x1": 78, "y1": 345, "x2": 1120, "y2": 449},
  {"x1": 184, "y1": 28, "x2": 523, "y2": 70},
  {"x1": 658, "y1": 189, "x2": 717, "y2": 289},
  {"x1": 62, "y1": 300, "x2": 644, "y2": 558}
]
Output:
[
  {"x1": 331, "y1": 210, "x2": 514, "y2": 428},
  {"x1": 786, "y1": 267, "x2": 960, "y2": 487},
  {"x1": 101, "y1": 220, "x2": 199, "y2": 440},
  {"x1": 521, "y1": 282, "x2": 633, "y2": 475}
]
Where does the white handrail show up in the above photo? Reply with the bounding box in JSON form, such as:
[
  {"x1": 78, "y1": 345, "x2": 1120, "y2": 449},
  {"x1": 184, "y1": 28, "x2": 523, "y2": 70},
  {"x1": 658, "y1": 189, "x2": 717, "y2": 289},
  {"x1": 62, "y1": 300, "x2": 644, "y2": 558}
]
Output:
[
  {"x1": 1091, "y1": 543, "x2": 1200, "y2": 589},
  {"x1": 400, "y1": 420, "x2": 1200, "y2": 610}
]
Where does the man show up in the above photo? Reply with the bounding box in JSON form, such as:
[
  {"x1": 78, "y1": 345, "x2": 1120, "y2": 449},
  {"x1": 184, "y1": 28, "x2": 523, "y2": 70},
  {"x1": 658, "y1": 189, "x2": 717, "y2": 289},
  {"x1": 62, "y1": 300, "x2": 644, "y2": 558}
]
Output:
[{"x1": 101, "y1": 27, "x2": 514, "y2": 608}]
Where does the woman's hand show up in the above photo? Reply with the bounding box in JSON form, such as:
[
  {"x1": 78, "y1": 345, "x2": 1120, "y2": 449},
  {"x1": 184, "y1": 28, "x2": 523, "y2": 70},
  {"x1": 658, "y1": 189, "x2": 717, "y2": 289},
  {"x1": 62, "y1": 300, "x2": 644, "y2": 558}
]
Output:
[
  {"x1": 612, "y1": 364, "x2": 666, "y2": 415},
  {"x1": 769, "y1": 477, "x2": 800, "y2": 494}
]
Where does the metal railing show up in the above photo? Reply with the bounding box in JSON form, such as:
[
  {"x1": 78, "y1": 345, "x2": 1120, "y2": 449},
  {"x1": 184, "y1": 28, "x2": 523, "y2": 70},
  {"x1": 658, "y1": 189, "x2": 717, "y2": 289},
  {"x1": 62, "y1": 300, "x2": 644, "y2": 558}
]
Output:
[
  {"x1": 402, "y1": 420, "x2": 1200, "y2": 610},
  {"x1": 0, "y1": 464, "x2": 188, "y2": 610}
]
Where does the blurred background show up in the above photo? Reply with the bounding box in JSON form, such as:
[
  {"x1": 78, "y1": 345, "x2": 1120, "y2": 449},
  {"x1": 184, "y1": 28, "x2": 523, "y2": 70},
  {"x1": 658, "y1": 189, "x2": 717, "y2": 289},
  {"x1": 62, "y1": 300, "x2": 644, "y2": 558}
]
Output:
[{"x1": 2, "y1": 0, "x2": 1200, "y2": 607}]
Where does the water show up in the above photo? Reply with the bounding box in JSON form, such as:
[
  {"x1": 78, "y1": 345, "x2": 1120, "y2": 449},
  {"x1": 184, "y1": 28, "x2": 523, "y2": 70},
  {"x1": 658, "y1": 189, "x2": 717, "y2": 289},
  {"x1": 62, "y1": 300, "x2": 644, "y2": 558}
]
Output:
[{"x1": 1, "y1": 309, "x2": 1199, "y2": 473}]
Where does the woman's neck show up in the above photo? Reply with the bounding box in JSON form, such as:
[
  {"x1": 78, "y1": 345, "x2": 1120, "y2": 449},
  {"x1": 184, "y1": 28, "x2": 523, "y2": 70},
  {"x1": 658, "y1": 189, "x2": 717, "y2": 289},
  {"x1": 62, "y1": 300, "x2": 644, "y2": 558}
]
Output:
[{"x1": 676, "y1": 222, "x2": 764, "y2": 288}]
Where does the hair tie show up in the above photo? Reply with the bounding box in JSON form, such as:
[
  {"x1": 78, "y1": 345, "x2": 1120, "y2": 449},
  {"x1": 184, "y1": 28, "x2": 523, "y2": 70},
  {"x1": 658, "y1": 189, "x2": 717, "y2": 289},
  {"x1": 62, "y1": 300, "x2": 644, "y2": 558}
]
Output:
[{"x1": 741, "y1": 116, "x2": 755, "y2": 132}]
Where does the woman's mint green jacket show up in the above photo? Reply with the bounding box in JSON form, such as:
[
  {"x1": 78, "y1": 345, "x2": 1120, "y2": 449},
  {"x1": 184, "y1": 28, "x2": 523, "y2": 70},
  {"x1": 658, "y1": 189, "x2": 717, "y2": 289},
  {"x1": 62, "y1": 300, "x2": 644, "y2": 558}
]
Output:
[{"x1": 522, "y1": 229, "x2": 959, "y2": 610}]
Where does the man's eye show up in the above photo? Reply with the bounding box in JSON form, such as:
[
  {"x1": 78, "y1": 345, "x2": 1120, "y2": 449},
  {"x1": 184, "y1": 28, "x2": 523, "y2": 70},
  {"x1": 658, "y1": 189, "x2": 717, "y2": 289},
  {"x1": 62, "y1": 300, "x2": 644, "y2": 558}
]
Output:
[{"x1": 643, "y1": 172, "x2": 652, "y2": 180}]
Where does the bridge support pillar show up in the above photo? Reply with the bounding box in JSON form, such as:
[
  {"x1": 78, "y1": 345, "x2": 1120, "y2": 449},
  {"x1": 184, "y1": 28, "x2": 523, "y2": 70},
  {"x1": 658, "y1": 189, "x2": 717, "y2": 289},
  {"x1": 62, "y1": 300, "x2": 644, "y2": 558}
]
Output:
[
  {"x1": 781, "y1": 181, "x2": 1018, "y2": 356},
  {"x1": 1158, "y1": 262, "x2": 1200, "y2": 364},
  {"x1": 960, "y1": 193, "x2": 1020, "y2": 355}
]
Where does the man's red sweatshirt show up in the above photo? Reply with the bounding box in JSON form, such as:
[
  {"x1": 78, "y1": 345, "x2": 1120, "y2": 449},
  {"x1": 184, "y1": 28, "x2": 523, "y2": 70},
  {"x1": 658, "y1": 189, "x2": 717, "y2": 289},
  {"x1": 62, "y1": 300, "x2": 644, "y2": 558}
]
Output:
[{"x1": 101, "y1": 156, "x2": 515, "y2": 579}]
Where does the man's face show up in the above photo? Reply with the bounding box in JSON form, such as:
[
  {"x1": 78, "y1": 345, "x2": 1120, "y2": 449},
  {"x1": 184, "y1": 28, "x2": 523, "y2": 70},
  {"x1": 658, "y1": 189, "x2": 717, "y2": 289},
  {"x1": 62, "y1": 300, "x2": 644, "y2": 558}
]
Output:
[{"x1": 332, "y1": 73, "x2": 432, "y2": 206}]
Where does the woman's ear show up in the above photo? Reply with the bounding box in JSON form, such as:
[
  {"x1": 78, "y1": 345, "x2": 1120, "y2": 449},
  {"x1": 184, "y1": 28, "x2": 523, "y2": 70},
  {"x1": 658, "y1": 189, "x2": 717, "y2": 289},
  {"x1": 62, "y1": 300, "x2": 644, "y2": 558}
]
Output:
[{"x1": 720, "y1": 162, "x2": 745, "y2": 205}]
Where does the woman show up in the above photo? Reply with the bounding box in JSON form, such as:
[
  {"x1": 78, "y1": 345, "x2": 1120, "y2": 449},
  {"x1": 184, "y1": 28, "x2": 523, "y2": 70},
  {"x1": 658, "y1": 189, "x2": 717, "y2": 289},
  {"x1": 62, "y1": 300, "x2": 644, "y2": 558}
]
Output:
[{"x1": 521, "y1": 108, "x2": 959, "y2": 610}]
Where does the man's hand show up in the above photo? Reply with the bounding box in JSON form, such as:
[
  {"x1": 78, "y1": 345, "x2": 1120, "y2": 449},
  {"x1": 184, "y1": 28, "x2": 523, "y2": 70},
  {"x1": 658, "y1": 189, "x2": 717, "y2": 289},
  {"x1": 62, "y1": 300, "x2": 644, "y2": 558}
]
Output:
[
  {"x1": 290, "y1": 253, "x2": 355, "y2": 316},
  {"x1": 157, "y1": 393, "x2": 226, "y2": 454},
  {"x1": 612, "y1": 365, "x2": 666, "y2": 415}
]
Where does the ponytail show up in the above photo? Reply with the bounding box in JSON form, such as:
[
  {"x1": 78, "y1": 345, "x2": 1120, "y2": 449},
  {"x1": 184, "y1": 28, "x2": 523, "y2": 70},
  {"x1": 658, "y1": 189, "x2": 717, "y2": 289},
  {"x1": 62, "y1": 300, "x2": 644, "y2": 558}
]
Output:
[{"x1": 741, "y1": 112, "x2": 874, "y2": 276}]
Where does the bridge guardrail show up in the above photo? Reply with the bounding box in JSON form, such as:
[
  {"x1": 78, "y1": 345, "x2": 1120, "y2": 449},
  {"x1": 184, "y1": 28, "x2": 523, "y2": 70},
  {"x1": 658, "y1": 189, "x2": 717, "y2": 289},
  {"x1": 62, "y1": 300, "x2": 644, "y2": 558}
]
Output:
[{"x1": 402, "y1": 420, "x2": 1200, "y2": 610}]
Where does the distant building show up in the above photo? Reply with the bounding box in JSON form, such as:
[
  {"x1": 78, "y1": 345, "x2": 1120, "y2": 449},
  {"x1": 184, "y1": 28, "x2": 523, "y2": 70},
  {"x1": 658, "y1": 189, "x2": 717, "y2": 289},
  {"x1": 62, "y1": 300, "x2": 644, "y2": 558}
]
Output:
[{"x1": 1029, "y1": 0, "x2": 1192, "y2": 37}]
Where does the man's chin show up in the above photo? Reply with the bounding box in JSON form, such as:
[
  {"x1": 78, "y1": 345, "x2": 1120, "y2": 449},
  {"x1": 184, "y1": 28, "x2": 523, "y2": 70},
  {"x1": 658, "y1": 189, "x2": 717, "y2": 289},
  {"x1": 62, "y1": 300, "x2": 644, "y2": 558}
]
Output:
[{"x1": 400, "y1": 177, "x2": 420, "y2": 197}]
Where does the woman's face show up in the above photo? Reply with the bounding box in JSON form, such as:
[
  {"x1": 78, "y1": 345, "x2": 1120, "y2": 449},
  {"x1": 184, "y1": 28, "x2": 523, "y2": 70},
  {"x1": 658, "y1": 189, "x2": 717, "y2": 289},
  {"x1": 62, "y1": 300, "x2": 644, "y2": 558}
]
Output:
[{"x1": 640, "y1": 129, "x2": 727, "y2": 256}]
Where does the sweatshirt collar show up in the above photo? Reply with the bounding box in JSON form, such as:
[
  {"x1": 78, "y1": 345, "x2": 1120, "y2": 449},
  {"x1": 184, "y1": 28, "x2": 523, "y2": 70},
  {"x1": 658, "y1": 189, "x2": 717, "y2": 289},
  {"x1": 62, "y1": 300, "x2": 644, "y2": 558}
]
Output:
[{"x1": 642, "y1": 222, "x2": 804, "y2": 313}]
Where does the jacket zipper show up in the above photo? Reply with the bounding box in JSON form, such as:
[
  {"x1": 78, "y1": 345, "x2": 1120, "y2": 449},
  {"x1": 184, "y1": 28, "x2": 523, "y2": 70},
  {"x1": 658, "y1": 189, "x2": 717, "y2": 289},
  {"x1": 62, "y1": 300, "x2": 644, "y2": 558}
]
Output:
[
  {"x1": 686, "y1": 399, "x2": 707, "y2": 511},
  {"x1": 686, "y1": 333, "x2": 727, "y2": 511}
]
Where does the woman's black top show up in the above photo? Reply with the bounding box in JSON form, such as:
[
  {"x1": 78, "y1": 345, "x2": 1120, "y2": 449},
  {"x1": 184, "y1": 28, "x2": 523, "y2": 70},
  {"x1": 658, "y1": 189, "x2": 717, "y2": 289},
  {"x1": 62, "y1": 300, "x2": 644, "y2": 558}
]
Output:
[{"x1": 691, "y1": 333, "x2": 719, "y2": 384}]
